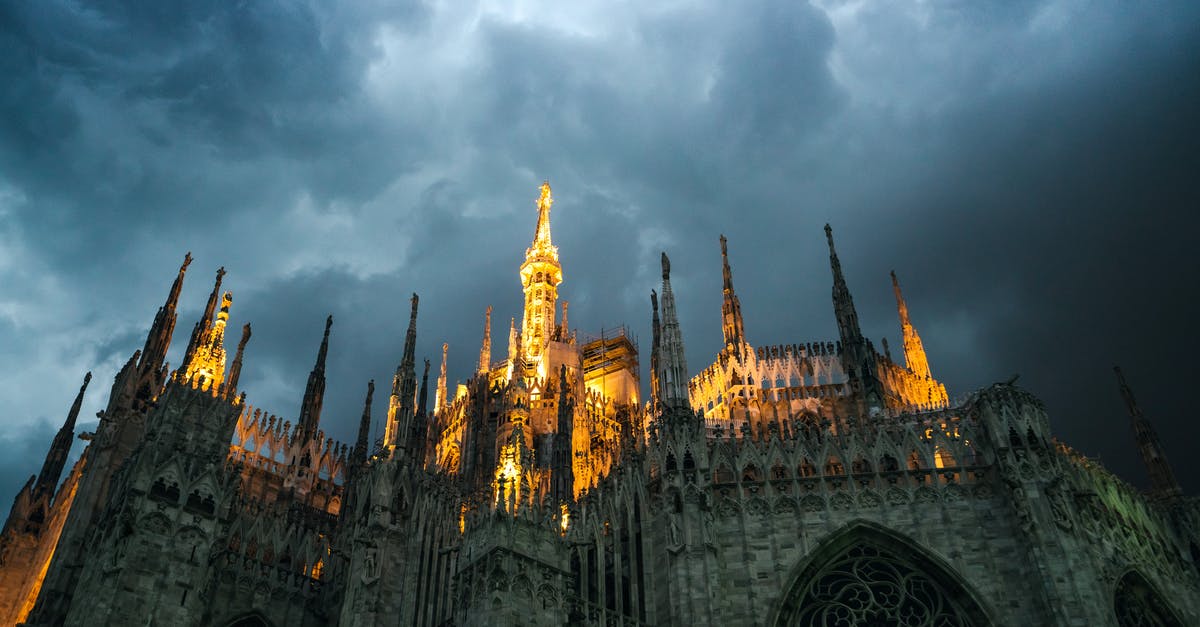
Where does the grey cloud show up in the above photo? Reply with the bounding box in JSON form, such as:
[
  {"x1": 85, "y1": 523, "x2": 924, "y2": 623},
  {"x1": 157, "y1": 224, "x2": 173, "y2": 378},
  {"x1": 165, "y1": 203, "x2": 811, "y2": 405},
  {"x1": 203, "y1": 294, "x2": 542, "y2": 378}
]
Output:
[{"x1": 1, "y1": 0, "x2": 1197, "y2": 510}]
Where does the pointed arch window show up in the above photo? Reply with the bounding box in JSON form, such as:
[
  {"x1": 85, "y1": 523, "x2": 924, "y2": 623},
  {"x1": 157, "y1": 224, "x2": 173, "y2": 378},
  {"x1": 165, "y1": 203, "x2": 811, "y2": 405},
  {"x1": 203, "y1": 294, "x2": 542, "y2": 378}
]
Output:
[
  {"x1": 1113, "y1": 571, "x2": 1184, "y2": 627},
  {"x1": 774, "y1": 527, "x2": 992, "y2": 626}
]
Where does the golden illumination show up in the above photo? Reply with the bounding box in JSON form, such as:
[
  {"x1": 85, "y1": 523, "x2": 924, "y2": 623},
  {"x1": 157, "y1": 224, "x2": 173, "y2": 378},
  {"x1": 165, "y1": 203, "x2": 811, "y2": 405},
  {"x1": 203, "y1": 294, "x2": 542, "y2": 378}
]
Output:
[
  {"x1": 184, "y1": 291, "x2": 232, "y2": 389},
  {"x1": 559, "y1": 502, "x2": 570, "y2": 535}
]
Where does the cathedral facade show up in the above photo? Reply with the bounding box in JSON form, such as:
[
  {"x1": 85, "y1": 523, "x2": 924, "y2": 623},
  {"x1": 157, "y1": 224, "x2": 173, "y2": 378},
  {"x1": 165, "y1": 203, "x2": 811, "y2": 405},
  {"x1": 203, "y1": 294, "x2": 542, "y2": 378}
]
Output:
[{"x1": 1, "y1": 183, "x2": 1197, "y2": 626}]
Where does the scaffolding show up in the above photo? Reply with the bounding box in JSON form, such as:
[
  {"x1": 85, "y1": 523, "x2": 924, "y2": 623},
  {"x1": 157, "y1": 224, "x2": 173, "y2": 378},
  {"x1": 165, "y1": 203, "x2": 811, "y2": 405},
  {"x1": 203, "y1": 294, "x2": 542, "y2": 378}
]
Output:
[{"x1": 581, "y1": 326, "x2": 640, "y2": 403}]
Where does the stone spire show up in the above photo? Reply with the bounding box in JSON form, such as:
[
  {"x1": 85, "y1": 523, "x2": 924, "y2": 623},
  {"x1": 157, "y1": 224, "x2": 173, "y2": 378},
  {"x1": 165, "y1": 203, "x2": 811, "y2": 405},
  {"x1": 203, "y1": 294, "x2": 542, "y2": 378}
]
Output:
[
  {"x1": 386, "y1": 294, "x2": 420, "y2": 450},
  {"x1": 351, "y1": 379, "x2": 374, "y2": 468},
  {"x1": 1114, "y1": 367, "x2": 1182, "y2": 497},
  {"x1": 412, "y1": 358, "x2": 431, "y2": 459},
  {"x1": 551, "y1": 364, "x2": 575, "y2": 503},
  {"x1": 719, "y1": 235, "x2": 747, "y2": 352},
  {"x1": 825, "y1": 225, "x2": 862, "y2": 345},
  {"x1": 226, "y1": 323, "x2": 252, "y2": 391},
  {"x1": 34, "y1": 372, "x2": 91, "y2": 499},
  {"x1": 826, "y1": 225, "x2": 882, "y2": 408},
  {"x1": 138, "y1": 252, "x2": 191, "y2": 374},
  {"x1": 520, "y1": 181, "x2": 563, "y2": 363},
  {"x1": 657, "y1": 253, "x2": 690, "y2": 412},
  {"x1": 650, "y1": 290, "x2": 661, "y2": 410},
  {"x1": 478, "y1": 305, "x2": 492, "y2": 374},
  {"x1": 435, "y1": 343, "x2": 449, "y2": 413},
  {"x1": 891, "y1": 271, "x2": 932, "y2": 379},
  {"x1": 296, "y1": 316, "x2": 332, "y2": 442},
  {"x1": 180, "y1": 266, "x2": 226, "y2": 375},
  {"x1": 560, "y1": 301, "x2": 569, "y2": 340}
]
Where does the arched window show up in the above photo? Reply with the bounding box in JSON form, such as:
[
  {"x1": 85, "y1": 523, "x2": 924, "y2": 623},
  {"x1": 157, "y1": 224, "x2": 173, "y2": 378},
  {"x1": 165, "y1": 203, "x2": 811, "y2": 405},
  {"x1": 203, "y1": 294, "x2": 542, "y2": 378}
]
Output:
[
  {"x1": 773, "y1": 524, "x2": 992, "y2": 626},
  {"x1": 1113, "y1": 570, "x2": 1184, "y2": 627}
]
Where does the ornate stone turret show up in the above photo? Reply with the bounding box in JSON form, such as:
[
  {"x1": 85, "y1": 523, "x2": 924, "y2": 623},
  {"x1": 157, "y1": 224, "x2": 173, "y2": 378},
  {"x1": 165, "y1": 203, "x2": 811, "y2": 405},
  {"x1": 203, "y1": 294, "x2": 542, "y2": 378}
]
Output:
[
  {"x1": 226, "y1": 323, "x2": 252, "y2": 391},
  {"x1": 33, "y1": 372, "x2": 91, "y2": 501},
  {"x1": 657, "y1": 253, "x2": 690, "y2": 414},
  {"x1": 296, "y1": 315, "x2": 332, "y2": 442},
  {"x1": 478, "y1": 305, "x2": 492, "y2": 374},
  {"x1": 435, "y1": 343, "x2": 449, "y2": 413},
  {"x1": 180, "y1": 266, "x2": 226, "y2": 376},
  {"x1": 386, "y1": 294, "x2": 420, "y2": 451},
  {"x1": 1115, "y1": 367, "x2": 1182, "y2": 498},
  {"x1": 891, "y1": 271, "x2": 932, "y2": 379},
  {"x1": 520, "y1": 182, "x2": 563, "y2": 364},
  {"x1": 719, "y1": 235, "x2": 747, "y2": 353},
  {"x1": 138, "y1": 252, "x2": 191, "y2": 375}
]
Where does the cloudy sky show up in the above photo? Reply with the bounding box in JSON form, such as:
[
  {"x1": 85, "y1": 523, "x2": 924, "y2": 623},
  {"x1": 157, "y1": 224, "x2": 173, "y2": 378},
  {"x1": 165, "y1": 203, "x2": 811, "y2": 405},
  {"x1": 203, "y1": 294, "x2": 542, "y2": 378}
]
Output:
[{"x1": 1, "y1": 1, "x2": 1197, "y2": 508}]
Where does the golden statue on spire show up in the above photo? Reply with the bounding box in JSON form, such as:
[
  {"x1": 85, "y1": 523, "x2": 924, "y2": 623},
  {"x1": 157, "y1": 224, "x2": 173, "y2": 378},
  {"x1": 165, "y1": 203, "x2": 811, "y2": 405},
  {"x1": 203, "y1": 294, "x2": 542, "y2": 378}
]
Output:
[{"x1": 537, "y1": 180, "x2": 553, "y2": 212}]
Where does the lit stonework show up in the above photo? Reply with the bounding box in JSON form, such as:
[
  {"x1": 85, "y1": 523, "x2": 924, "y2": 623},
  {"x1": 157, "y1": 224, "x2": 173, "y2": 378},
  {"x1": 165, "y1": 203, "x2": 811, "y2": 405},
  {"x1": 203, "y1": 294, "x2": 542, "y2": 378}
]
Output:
[{"x1": 1, "y1": 183, "x2": 1197, "y2": 627}]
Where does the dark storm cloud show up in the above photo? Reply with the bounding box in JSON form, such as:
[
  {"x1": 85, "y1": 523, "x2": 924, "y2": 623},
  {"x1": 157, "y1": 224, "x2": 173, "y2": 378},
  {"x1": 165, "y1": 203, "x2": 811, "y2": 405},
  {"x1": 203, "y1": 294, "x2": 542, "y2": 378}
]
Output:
[{"x1": 1, "y1": 0, "x2": 1198, "y2": 509}]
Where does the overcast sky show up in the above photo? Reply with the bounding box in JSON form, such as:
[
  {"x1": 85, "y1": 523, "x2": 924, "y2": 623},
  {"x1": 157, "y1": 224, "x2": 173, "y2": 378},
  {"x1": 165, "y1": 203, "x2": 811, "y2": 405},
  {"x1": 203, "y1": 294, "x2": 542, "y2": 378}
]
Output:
[{"x1": 1, "y1": 1, "x2": 1197, "y2": 509}]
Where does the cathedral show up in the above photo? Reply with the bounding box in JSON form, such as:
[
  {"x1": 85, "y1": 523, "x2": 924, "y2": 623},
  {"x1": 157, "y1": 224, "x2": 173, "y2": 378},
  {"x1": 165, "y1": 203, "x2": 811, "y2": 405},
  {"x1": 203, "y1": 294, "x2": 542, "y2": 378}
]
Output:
[{"x1": 1, "y1": 182, "x2": 1197, "y2": 626}]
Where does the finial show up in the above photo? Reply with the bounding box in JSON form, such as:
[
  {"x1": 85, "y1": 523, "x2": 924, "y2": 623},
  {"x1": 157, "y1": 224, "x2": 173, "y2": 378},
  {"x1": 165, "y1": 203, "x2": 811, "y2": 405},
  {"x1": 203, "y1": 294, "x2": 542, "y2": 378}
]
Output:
[
  {"x1": 661, "y1": 252, "x2": 671, "y2": 280},
  {"x1": 181, "y1": 252, "x2": 193, "y2": 272}
]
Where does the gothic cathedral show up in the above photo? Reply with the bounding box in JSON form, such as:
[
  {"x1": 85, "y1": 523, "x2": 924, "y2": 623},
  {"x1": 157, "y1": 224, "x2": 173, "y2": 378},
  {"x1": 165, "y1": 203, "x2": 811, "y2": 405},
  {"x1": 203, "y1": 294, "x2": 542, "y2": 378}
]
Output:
[{"x1": 1, "y1": 183, "x2": 1197, "y2": 626}]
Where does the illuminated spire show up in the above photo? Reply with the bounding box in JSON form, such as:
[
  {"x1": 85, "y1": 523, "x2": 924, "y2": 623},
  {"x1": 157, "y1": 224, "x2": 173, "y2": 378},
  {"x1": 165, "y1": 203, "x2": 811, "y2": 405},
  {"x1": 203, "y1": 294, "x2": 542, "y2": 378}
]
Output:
[
  {"x1": 657, "y1": 253, "x2": 690, "y2": 412},
  {"x1": 1114, "y1": 367, "x2": 1182, "y2": 497},
  {"x1": 435, "y1": 342, "x2": 449, "y2": 413},
  {"x1": 226, "y1": 323, "x2": 252, "y2": 391},
  {"x1": 529, "y1": 181, "x2": 557, "y2": 259},
  {"x1": 181, "y1": 267, "x2": 226, "y2": 374},
  {"x1": 297, "y1": 315, "x2": 332, "y2": 442},
  {"x1": 139, "y1": 252, "x2": 191, "y2": 374},
  {"x1": 891, "y1": 271, "x2": 932, "y2": 379},
  {"x1": 386, "y1": 294, "x2": 420, "y2": 450},
  {"x1": 719, "y1": 235, "x2": 747, "y2": 351},
  {"x1": 182, "y1": 290, "x2": 233, "y2": 389},
  {"x1": 520, "y1": 182, "x2": 563, "y2": 363},
  {"x1": 35, "y1": 372, "x2": 91, "y2": 499},
  {"x1": 478, "y1": 305, "x2": 493, "y2": 374}
]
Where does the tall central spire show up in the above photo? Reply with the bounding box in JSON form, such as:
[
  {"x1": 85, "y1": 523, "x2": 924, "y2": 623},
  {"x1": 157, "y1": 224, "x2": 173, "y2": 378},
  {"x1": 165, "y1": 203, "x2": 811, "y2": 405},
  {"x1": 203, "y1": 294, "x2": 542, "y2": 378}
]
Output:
[
  {"x1": 530, "y1": 181, "x2": 557, "y2": 258},
  {"x1": 719, "y1": 235, "x2": 747, "y2": 352},
  {"x1": 519, "y1": 181, "x2": 563, "y2": 366}
]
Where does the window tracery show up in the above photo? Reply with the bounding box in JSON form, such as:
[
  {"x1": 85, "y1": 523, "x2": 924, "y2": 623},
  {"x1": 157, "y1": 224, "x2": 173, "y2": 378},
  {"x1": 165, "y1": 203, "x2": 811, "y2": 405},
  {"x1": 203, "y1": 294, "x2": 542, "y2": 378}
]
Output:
[{"x1": 785, "y1": 543, "x2": 982, "y2": 627}]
